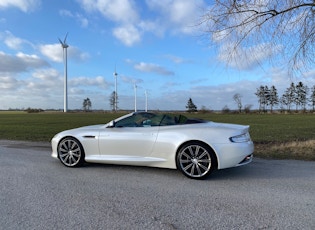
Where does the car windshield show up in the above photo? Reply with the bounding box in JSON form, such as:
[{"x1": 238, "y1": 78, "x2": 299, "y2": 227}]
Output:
[{"x1": 114, "y1": 112, "x2": 189, "y2": 128}]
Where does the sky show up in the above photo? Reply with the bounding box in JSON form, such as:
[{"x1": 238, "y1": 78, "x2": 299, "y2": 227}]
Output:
[{"x1": 1, "y1": 0, "x2": 315, "y2": 111}]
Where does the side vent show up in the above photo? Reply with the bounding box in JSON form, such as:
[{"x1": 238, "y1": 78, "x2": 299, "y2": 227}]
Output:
[{"x1": 83, "y1": 135, "x2": 96, "y2": 139}]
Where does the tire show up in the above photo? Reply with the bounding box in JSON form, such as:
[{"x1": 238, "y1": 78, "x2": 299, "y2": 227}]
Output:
[
  {"x1": 176, "y1": 142, "x2": 216, "y2": 179},
  {"x1": 57, "y1": 137, "x2": 85, "y2": 167}
]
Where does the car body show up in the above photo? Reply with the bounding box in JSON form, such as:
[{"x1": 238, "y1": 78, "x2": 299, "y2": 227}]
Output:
[{"x1": 51, "y1": 112, "x2": 254, "y2": 179}]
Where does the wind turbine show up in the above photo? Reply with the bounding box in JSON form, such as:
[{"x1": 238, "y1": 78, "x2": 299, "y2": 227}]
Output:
[
  {"x1": 134, "y1": 83, "x2": 137, "y2": 112},
  {"x1": 113, "y1": 66, "x2": 118, "y2": 112},
  {"x1": 58, "y1": 33, "x2": 69, "y2": 113},
  {"x1": 144, "y1": 90, "x2": 148, "y2": 112}
]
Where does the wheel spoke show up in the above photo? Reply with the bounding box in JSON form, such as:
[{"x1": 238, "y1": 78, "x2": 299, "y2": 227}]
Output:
[
  {"x1": 72, "y1": 146, "x2": 80, "y2": 152},
  {"x1": 60, "y1": 152, "x2": 69, "y2": 158},
  {"x1": 71, "y1": 142, "x2": 77, "y2": 149},
  {"x1": 194, "y1": 146, "x2": 200, "y2": 157},
  {"x1": 71, "y1": 152, "x2": 80, "y2": 158},
  {"x1": 190, "y1": 164, "x2": 195, "y2": 175},
  {"x1": 60, "y1": 145, "x2": 68, "y2": 152},
  {"x1": 70, "y1": 156, "x2": 75, "y2": 165},
  {"x1": 195, "y1": 164, "x2": 202, "y2": 176},
  {"x1": 197, "y1": 163, "x2": 209, "y2": 171},
  {"x1": 187, "y1": 146, "x2": 194, "y2": 157},
  {"x1": 63, "y1": 154, "x2": 70, "y2": 162},
  {"x1": 66, "y1": 140, "x2": 71, "y2": 149},
  {"x1": 183, "y1": 162, "x2": 193, "y2": 171},
  {"x1": 180, "y1": 159, "x2": 191, "y2": 163},
  {"x1": 182, "y1": 151, "x2": 192, "y2": 160},
  {"x1": 198, "y1": 159, "x2": 211, "y2": 163},
  {"x1": 197, "y1": 150, "x2": 208, "y2": 160}
]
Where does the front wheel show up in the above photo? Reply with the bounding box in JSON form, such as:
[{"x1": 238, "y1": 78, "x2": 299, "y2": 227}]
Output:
[
  {"x1": 176, "y1": 143, "x2": 216, "y2": 179},
  {"x1": 58, "y1": 137, "x2": 85, "y2": 167}
]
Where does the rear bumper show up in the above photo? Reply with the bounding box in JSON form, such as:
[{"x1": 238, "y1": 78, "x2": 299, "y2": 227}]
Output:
[
  {"x1": 236, "y1": 154, "x2": 253, "y2": 166},
  {"x1": 215, "y1": 141, "x2": 254, "y2": 169}
]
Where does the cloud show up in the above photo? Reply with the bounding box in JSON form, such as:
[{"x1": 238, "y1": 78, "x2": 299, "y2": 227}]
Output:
[
  {"x1": 77, "y1": 0, "x2": 206, "y2": 46},
  {"x1": 0, "y1": 31, "x2": 34, "y2": 50},
  {"x1": 78, "y1": 0, "x2": 141, "y2": 46},
  {"x1": 151, "y1": 79, "x2": 260, "y2": 111},
  {"x1": 120, "y1": 75, "x2": 143, "y2": 85},
  {"x1": 145, "y1": 0, "x2": 206, "y2": 34},
  {"x1": 0, "y1": 51, "x2": 49, "y2": 73},
  {"x1": 0, "y1": 75, "x2": 20, "y2": 90},
  {"x1": 2, "y1": 31, "x2": 27, "y2": 50},
  {"x1": 59, "y1": 9, "x2": 89, "y2": 28},
  {"x1": 113, "y1": 24, "x2": 141, "y2": 46},
  {"x1": 70, "y1": 76, "x2": 110, "y2": 89},
  {"x1": 39, "y1": 43, "x2": 89, "y2": 63},
  {"x1": 0, "y1": 69, "x2": 113, "y2": 110},
  {"x1": 78, "y1": 0, "x2": 138, "y2": 23},
  {"x1": 0, "y1": 67, "x2": 63, "y2": 109},
  {"x1": 134, "y1": 62, "x2": 174, "y2": 76},
  {"x1": 138, "y1": 20, "x2": 164, "y2": 37},
  {"x1": 32, "y1": 68, "x2": 60, "y2": 81},
  {"x1": 0, "y1": 0, "x2": 40, "y2": 12},
  {"x1": 164, "y1": 54, "x2": 193, "y2": 64},
  {"x1": 39, "y1": 44, "x2": 62, "y2": 62}
]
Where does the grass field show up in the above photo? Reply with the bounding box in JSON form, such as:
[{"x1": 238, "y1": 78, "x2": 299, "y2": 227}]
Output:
[{"x1": 1, "y1": 111, "x2": 314, "y2": 160}]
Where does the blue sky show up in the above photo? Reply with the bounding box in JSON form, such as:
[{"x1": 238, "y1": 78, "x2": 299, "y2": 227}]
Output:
[{"x1": 1, "y1": 0, "x2": 315, "y2": 111}]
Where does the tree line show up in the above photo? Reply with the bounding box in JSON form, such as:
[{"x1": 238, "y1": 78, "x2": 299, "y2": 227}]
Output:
[
  {"x1": 80, "y1": 82, "x2": 315, "y2": 113},
  {"x1": 186, "y1": 81, "x2": 315, "y2": 114},
  {"x1": 256, "y1": 82, "x2": 315, "y2": 113}
]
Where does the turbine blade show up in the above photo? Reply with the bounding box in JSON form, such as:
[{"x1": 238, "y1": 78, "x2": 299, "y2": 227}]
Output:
[
  {"x1": 64, "y1": 32, "x2": 68, "y2": 44},
  {"x1": 58, "y1": 38, "x2": 63, "y2": 45}
]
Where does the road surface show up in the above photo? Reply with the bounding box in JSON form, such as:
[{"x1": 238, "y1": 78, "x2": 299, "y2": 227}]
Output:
[{"x1": 0, "y1": 140, "x2": 314, "y2": 229}]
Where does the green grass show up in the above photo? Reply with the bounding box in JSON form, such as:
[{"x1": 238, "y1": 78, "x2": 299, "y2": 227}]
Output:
[
  {"x1": 1, "y1": 111, "x2": 314, "y2": 160},
  {"x1": 185, "y1": 113, "x2": 315, "y2": 143},
  {"x1": 0, "y1": 111, "x2": 121, "y2": 142}
]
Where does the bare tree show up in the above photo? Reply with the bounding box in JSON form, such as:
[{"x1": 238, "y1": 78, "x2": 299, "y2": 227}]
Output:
[
  {"x1": 295, "y1": 81, "x2": 309, "y2": 111},
  {"x1": 269, "y1": 85, "x2": 279, "y2": 112},
  {"x1": 310, "y1": 85, "x2": 315, "y2": 112},
  {"x1": 200, "y1": 0, "x2": 315, "y2": 72},
  {"x1": 233, "y1": 93, "x2": 242, "y2": 113},
  {"x1": 83, "y1": 98, "x2": 92, "y2": 112},
  {"x1": 285, "y1": 82, "x2": 296, "y2": 112},
  {"x1": 255, "y1": 85, "x2": 269, "y2": 113},
  {"x1": 109, "y1": 91, "x2": 118, "y2": 111}
]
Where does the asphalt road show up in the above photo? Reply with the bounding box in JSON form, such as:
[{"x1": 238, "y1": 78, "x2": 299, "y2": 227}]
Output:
[{"x1": 0, "y1": 140, "x2": 314, "y2": 230}]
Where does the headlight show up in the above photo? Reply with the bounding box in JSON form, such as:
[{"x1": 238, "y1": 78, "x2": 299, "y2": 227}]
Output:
[{"x1": 229, "y1": 133, "x2": 251, "y2": 143}]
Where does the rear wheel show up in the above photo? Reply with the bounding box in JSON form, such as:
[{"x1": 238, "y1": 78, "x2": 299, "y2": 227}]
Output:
[
  {"x1": 176, "y1": 143, "x2": 216, "y2": 179},
  {"x1": 58, "y1": 137, "x2": 85, "y2": 167}
]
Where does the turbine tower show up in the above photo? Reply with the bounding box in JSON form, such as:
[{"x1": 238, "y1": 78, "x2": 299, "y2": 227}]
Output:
[
  {"x1": 134, "y1": 83, "x2": 137, "y2": 112},
  {"x1": 113, "y1": 66, "x2": 118, "y2": 112},
  {"x1": 144, "y1": 90, "x2": 148, "y2": 112},
  {"x1": 58, "y1": 33, "x2": 69, "y2": 113}
]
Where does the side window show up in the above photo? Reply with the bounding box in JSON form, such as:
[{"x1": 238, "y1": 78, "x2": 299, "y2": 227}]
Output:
[
  {"x1": 159, "y1": 115, "x2": 177, "y2": 126},
  {"x1": 114, "y1": 113, "x2": 163, "y2": 127},
  {"x1": 115, "y1": 114, "x2": 139, "y2": 127}
]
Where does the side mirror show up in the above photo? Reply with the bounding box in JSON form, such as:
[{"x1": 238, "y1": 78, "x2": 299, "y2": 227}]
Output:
[{"x1": 107, "y1": 120, "x2": 115, "y2": 128}]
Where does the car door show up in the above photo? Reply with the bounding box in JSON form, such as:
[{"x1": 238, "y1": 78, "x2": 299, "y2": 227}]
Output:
[
  {"x1": 98, "y1": 113, "x2": 160, "y2": 157},
  {"x1": 98, "y1": 126, "x2": 159, "y2": 157}
]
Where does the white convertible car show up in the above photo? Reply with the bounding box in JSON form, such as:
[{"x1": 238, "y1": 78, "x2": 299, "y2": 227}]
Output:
[{"x1": 51, "y1": 112, "x2": 254, "y2": 179}]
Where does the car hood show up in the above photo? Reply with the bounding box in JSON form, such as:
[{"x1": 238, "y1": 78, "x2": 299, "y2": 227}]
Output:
[{"x1": 72, "y1": 124, "x2": 106, "y2": 130}]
